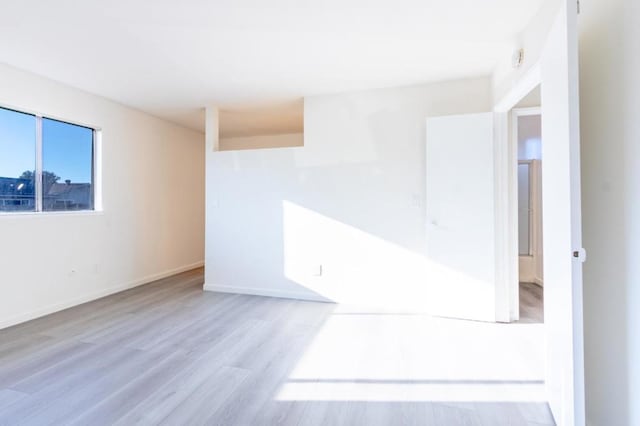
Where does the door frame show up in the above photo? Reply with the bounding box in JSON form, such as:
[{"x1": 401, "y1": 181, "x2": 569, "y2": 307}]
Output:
[
  {"x1": 493, "y1": 64, "x2": 541, "y2": 323},
  {"x1": 493, "y1": 2, "x2": 584, "y2": 423}
]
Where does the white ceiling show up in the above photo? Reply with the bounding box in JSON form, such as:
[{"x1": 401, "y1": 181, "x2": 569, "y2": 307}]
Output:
[{"x1": 0, "y1": 0, "x2": 544, "y2": 132}]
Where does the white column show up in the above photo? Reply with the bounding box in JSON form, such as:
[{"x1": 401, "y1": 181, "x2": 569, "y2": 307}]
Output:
[
  {"x1": 205, "y1": 106, "x2": 219, "y2": 152},
  {"x1": 204, "y1": 105, "x2": 219, "y2": 290}
]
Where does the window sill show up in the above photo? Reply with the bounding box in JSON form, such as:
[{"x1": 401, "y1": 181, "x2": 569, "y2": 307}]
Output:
[{"x1": 0, "y1": 210, "x2": 104, "y2": 218}]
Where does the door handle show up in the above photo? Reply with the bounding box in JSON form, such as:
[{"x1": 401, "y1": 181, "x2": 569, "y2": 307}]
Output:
[{"x1": 572, "y1": 248, "x2": 587, "y2": 262}]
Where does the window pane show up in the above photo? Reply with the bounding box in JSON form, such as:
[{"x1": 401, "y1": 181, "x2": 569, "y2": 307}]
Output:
[
  {"x1": 42, "y1": 118, "x2": 93, "y2": 211},
  {"x1": 0, "y1": 107, "x2": 36, "y2": 212}
]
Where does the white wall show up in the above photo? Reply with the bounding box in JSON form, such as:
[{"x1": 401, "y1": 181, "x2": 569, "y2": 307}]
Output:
[
  {"x1": 579, "y1": 0, "x2": 640, "y2": 425},
  {"x1": 0, "y1": 63, "x2": 205, "y2": 329},
  {"x1": 219, "y1": 132, "x2": 303, "y2": 151},
  {"x1": 205, "y1": 78, "x2": 492, "y2": 312},
  {"x1": 492, "y1": 0, "x2": 560, "y2": 104}
]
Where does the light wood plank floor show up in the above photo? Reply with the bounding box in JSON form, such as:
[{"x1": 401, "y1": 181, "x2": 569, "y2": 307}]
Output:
[
  {"x1": 0, "y1": 268, "x2": 554, "y2": 425},
  {"x1": 519, "y1": 282, "x2": 544, "y2": 324}
]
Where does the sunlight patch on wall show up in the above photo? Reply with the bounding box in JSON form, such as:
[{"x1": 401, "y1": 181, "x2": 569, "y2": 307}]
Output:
[{"x1": 282, "y1": 200, "x2": 494, "y2": 318}]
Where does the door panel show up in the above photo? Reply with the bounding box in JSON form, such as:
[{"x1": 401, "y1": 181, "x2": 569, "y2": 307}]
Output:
[
  {"x1": 425, "y1": 113, "x2": 496, "y2": 322},
  {"x1": 540, "y1": 0, "x2": 585, "y2": 424}
]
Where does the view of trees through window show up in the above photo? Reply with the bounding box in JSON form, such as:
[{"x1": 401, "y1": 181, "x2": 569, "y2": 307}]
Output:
[{"x1": 0, "y1": 107, "x2": 94, "y2": 212}]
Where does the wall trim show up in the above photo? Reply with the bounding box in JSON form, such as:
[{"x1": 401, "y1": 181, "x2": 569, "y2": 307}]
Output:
[
  {"x1": 0, "y1": 260, "x2": 204, "y2": 330},
  {"x1": 203, "y1": 283, "x2": 331, "y2": 303}
]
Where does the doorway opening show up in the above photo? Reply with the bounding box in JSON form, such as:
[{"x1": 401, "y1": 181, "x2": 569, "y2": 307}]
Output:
[{"x1": 513, "y1": 86, "x2": 543, "y2": 323}]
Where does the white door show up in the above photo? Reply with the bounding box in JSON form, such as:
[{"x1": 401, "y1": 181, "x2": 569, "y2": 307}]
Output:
[
  {"x1": 540, "y1": 0, "x2": 585, "y2": 424},
  {"x1": 425, "y1": 112, "x2": 496, "y2": 322}
]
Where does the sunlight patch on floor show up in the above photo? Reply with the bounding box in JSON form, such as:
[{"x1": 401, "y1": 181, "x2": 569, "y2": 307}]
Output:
[
  {"x1": 276, "y1": 310, "x2": 546, "y2": 403},
  {"x1": 277, "y1": 379, "x2": 546, "y2": 402}
]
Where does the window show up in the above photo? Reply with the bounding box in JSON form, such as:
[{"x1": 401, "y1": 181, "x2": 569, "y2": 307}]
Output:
[
  {"x1": 42, "y1": 118, "x2": 94, "y2": 211},
  {"x1": 0, "y1": 108, "x2": 36, "y2": 212},
  {"x1": 0, "y1": 106, "x2": 96, "y2": 213}
]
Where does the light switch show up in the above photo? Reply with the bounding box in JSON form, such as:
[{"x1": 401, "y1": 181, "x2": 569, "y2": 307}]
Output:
[
  {"x1": 411, "y1": 193, "x2": 423, "y2": 208},
  {"x1": 312, "y1": 265, "x2": 323, "y2": 277}
]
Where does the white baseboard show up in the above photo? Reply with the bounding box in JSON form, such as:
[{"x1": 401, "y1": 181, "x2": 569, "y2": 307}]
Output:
[
  {"x1": 0, "y1": 260, "x2": 204, "y2": 330},
  {"x1": 203, "y1": 283, "x2": 331, "y2": 303}
]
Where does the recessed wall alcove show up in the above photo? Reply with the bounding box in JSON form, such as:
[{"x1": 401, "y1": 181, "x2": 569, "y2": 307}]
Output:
[{"x1": 213, "y1": 99, "x2": 304, "y2": 152}]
